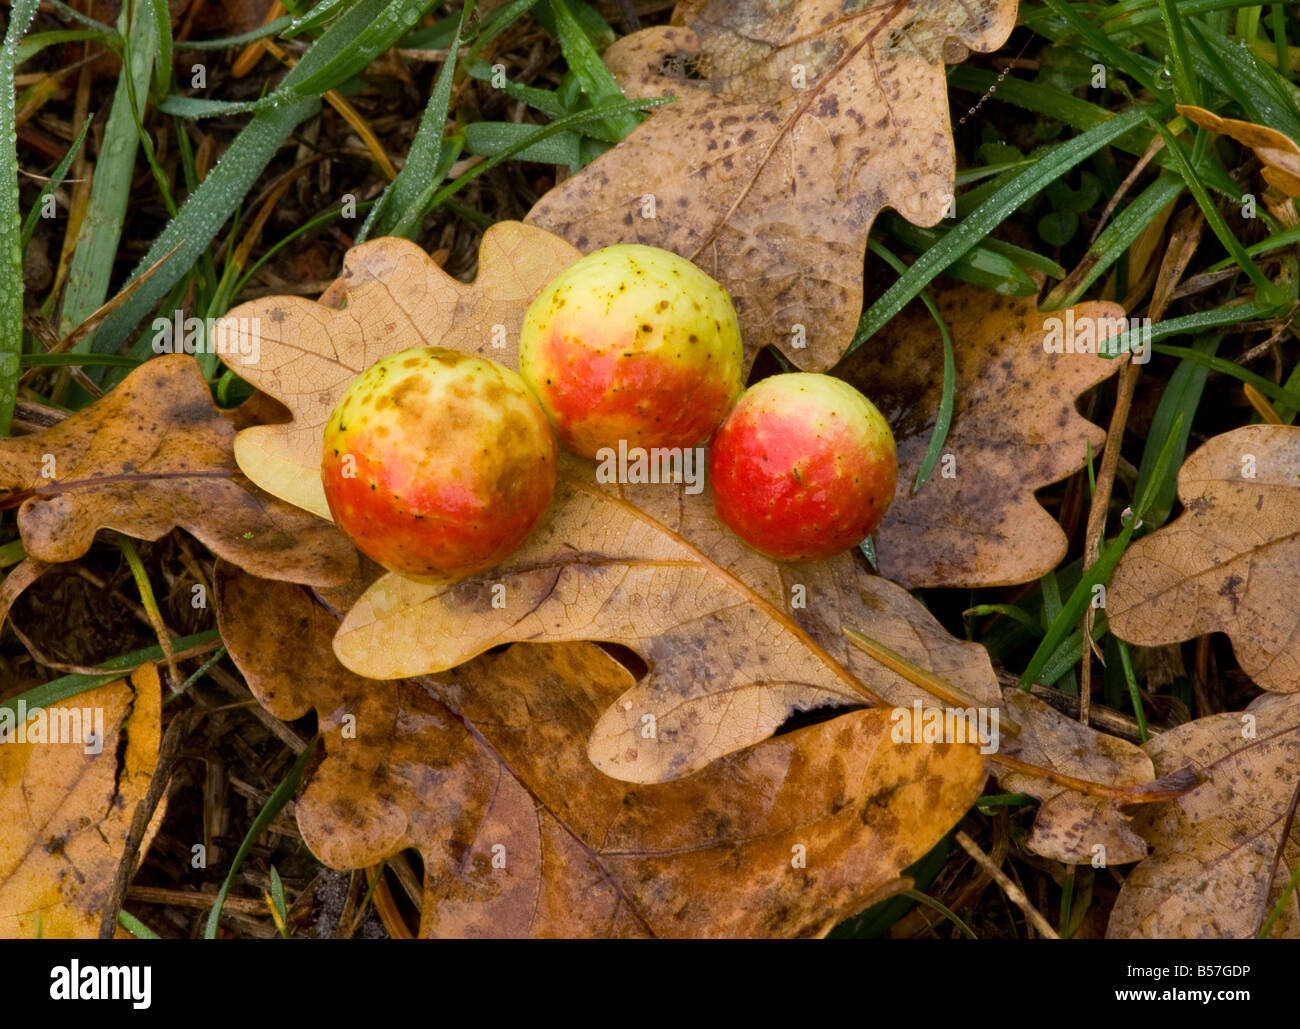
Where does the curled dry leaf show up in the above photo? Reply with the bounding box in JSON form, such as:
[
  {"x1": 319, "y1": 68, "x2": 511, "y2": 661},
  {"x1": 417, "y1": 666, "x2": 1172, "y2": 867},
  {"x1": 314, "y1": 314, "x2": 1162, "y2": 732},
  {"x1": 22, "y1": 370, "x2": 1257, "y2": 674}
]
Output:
[
  {"x1": 994, "y1": 689, "x2": 1154, "y2": 865},
  {"x1": 0, "y1": 355, "x2": 354, "y2": 587},
  {"x1": 1107, "y1": 693, "x2": 1300, "y2": 939},
  {"x1": 215, "y1": 565, "x2": 988, "y2": 938},
  {"x1": 1109, "y1": 424, "x2": 1300, "y2": 693},
  {"x1": 0, "y1": 665, "x2": 161, "y2": 938},
  {"x1": 1177, "y1": 104, "x2": 1300, "y2": 198},
  {"x1": 526, "y1": 0, "x2": 1019, "y2": 371},
  {"x1": 219, "y1": 222, "x2": 581, "y2": 519},
  {"x1": 335, "y1": 452, "x2": 1002, "y2": 783},
  {"x1": 836, "y1": 285, "x2": 1128, "y2": 588}
]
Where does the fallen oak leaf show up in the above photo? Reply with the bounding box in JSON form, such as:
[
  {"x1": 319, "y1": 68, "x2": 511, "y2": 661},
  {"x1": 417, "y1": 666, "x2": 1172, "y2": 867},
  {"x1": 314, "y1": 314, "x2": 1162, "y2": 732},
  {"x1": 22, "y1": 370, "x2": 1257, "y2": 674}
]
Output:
[
  {"x1": 1177, "y1": 104, "x2": 1300, "y2": 198},
  {"x1": 610, "y1": 469, "x2": 1004, "y2": 717},
  {"x1": 527, "y1": 0, "x2": 1019, "y2": 371},
  {"x1": 215, "y1": 565, "x2": 988, "y2": 938},
  {"x1": 336, "y1": 457, "x2": 883, "y2": 782},
  {"x1": 836, "y1": 284, "x2": 1128, "y2": 588},
  {"x1": 0, "y1": 664, "x2": 161, "y2": 938},
  {"x1": 334, "y1": 452, "x2": 1007, "y2": 783},
  {"x1": 834, "y1": 635, "x2": 1192, "y2": 865},
  {"x1": 219, "y1": 222, "x2": 581, "y2": 519},
  {"x1": 0, "y1": 355, "x2": 355, "y2": 587},
  {"x1": 222, "y1": 231, "x2": 1004, "y2": 783},
  {"x1": 1109, "y1": 424, "x2": 1300, "y2": 693},
  {"x1": 1107, "y1": 692, "x2": 1300, "y2": 938},
  {"x1": 993, "y1": 689, "x2": 1157, "y2": 866},
  {"x1": 0, "y1": 558, "x2": 49, "y2": 639}
]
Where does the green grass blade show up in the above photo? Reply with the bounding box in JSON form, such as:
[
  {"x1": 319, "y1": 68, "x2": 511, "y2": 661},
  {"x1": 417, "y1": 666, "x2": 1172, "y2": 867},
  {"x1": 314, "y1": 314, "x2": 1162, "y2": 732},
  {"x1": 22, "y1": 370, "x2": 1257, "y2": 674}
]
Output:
[
  {"x1": 1043, "y1": 172, "x2": 1185, "y2": 309},
  {"x1": 466, "y1": 60, "x2": 567, "y2": 118},
  {"x1": 963, "y1": 603, "x2": 1046, "y2": 636},
  {"x1": 14, "y1": 28, "x2": 117, "y2": 64},
  {"x1": 1019, "y1": 530, "x2": 1130, "y2": 689},
  {"x1": 92, "y1": 0, "x2": 440, "y2": 363},
  {"x1": 879, "y1": 214, "x2": 1040, "y2": 295},
  {"x1": 1209, "y1": 225, "x2": 1300, "y2": 271},
  {"x1": 863, "y1": 239, "x2": 955, "y2": 495},
  {"x1": 148, "y1": 0, "x2": 173, "y2": 101},
  {"x1": 852, "y1": 107, "x2": 1148, "y2": 351},
  {"x1": 1152, "y1": 342, "x2": 1300, "y2": 409},
  {"x1": 41, "y1": 0, "x2": 119, "y2": 32},
  {"x1": 284, "y1": 0, "x2": 441, "y2": 99},
  {"x1": 1039, "y1": 0, "x2": 1164, "y2": 95},
  {"x1": 0, "y1": 0, "x2": 42, "y2": 436},
  {"x1": 118, "y1": 909, "x2": 161, "y2": 939},
  {"x1": 91, "y1": 96, "x2": 319, "y2": 367},
  {"x1": 159, "y1": 95, "x2": 285, "y2": 119},
  {"x1": 1187, "y1": 16, "x2": 1300, "y2": 136},
  {"x1": 1102, "y1": 0, "x2": 1276, "y2": 33},
  {"x1": 1019, "y1": 415, "x2": 1184, "y2": 690},
  {"x1": 549, "y1": 0, "x2": 639, "y2": 138},
  {"x1": 1144, "y1": 110, "x2": 1288, "y2": 308},
  {"x1": 20, "y1": 117, "x2": 93, "y2": 255},
  {"x1": 60, "y1": 0, "x2": 161, "y2": 334},
  {"x1": 1114, "y1": 637, "x2": 1150, "y2": 742},
  {"x1": 1154, "y1": 0, "x2": 1200, "y2": 105},
  {"x1": 204, "y1": 739, "x2": 316, "y2": 939},
  {"x1": 0, "y1": 630, "x2": 220, "y2": 715},
  {"x1": 463, "y1": 121, "x2": 583, "y2": 166},
  {"x1": 1132, "y1": 336, "x2": 1218, "y2": 527},
  {"x1": 364, "y1": 2, "x2": 469, "y2": 241}
]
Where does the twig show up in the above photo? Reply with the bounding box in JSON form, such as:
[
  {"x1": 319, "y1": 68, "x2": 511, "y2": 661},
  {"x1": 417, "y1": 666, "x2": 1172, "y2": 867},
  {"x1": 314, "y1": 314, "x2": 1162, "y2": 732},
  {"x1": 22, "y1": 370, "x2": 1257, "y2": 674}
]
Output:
[
  {"x1": 99, "y1": 705, "x2": 192, "y2": 938},
  {"x1": 955, "y1": 830, "x2": 1059, "y2": 939},
  {"x1": 1079, "y1": 360, "x2": 1139, "y2": 725}
]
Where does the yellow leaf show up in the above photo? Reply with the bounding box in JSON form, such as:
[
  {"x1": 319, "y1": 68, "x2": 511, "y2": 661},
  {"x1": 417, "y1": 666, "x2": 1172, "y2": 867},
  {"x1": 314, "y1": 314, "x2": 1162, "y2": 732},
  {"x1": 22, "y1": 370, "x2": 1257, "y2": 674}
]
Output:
[{"x1": 0, "y1": 665, "x2": 161, "y2": 938}]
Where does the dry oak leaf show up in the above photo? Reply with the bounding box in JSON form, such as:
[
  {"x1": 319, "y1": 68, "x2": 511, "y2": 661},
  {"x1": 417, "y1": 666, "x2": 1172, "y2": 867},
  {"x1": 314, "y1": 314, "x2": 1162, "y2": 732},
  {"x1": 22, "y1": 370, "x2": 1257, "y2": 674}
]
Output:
[
  {"x1": 526, "y1": 0, "x2": 1018, "y2": 371},
  {"x1": 225, "y1": 230, "x2": 1002, "y2": 783},
  {"x1": 1177, "y1": 104, "x2": 1300, "y2": 198},
  {"x1": 335, "y1": 451, "x2": 1003, "y2": 783},
  {"x1": 1109, "y1": 424, "x2": 1300, "y2": 694},
  {"x1": 836, "y1": 284, "x2": 1128, "y2": 588},
  {"x1": 0, "y1": 664, "x2": 161, "y2": 938},
  {"x1": 994, "y1": 688, "x2": 1154, "y2": 865},
  {"x1": 215, "y1": 565, "x2": 987, "y2": 938},
  {"x1": 0, "y1": 355, "x2": 354, "y2": 587},
  {"x1": 219, "y1": 222, "x2": 581, "y2": 519},
  {"x1": 1107, "y1": 692, "x2": 1300, "y2": 939}
]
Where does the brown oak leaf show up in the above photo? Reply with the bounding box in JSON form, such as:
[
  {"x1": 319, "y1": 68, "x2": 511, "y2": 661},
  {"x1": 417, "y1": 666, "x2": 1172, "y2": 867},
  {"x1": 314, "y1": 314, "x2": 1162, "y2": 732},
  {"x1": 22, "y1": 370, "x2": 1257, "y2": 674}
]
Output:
[
  {"x1": 836, "y1": 284, "x2": 1128, "y2": 588},
  {"x1": 0, "y1": 355, "x2": 354, "y2": 587},
  {"x1": 1178, "y1": 104, "x2": 1300, "y2": 198},
  {"x1": 219, "y1": 223, "x2": 581, "y2": 519},
  {"x1": 333, "y1": 452, "x2": 1003, "y2": 782},
  {"x1": 526, "y1": 0, "x2": 1018, "y2": 371},
  {"x1": 1107, "y1": 692, "x2": 1300, "y2": 939},
  {"x1": 0, "y1": 665, "x2": 161, "y2": 938},
  {"x1": 995, "y1": 688, "x2": 1155, "y2": 865},
  {"x1": 1109, "y1": 424, "x2": 1300, "y2": 693},
  {"x1": 215, "y1": 565, "x2": 987, "y2": 938},
  {"x1": 220, "y1": 229, "x2": 1003, "y2": 784}
]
